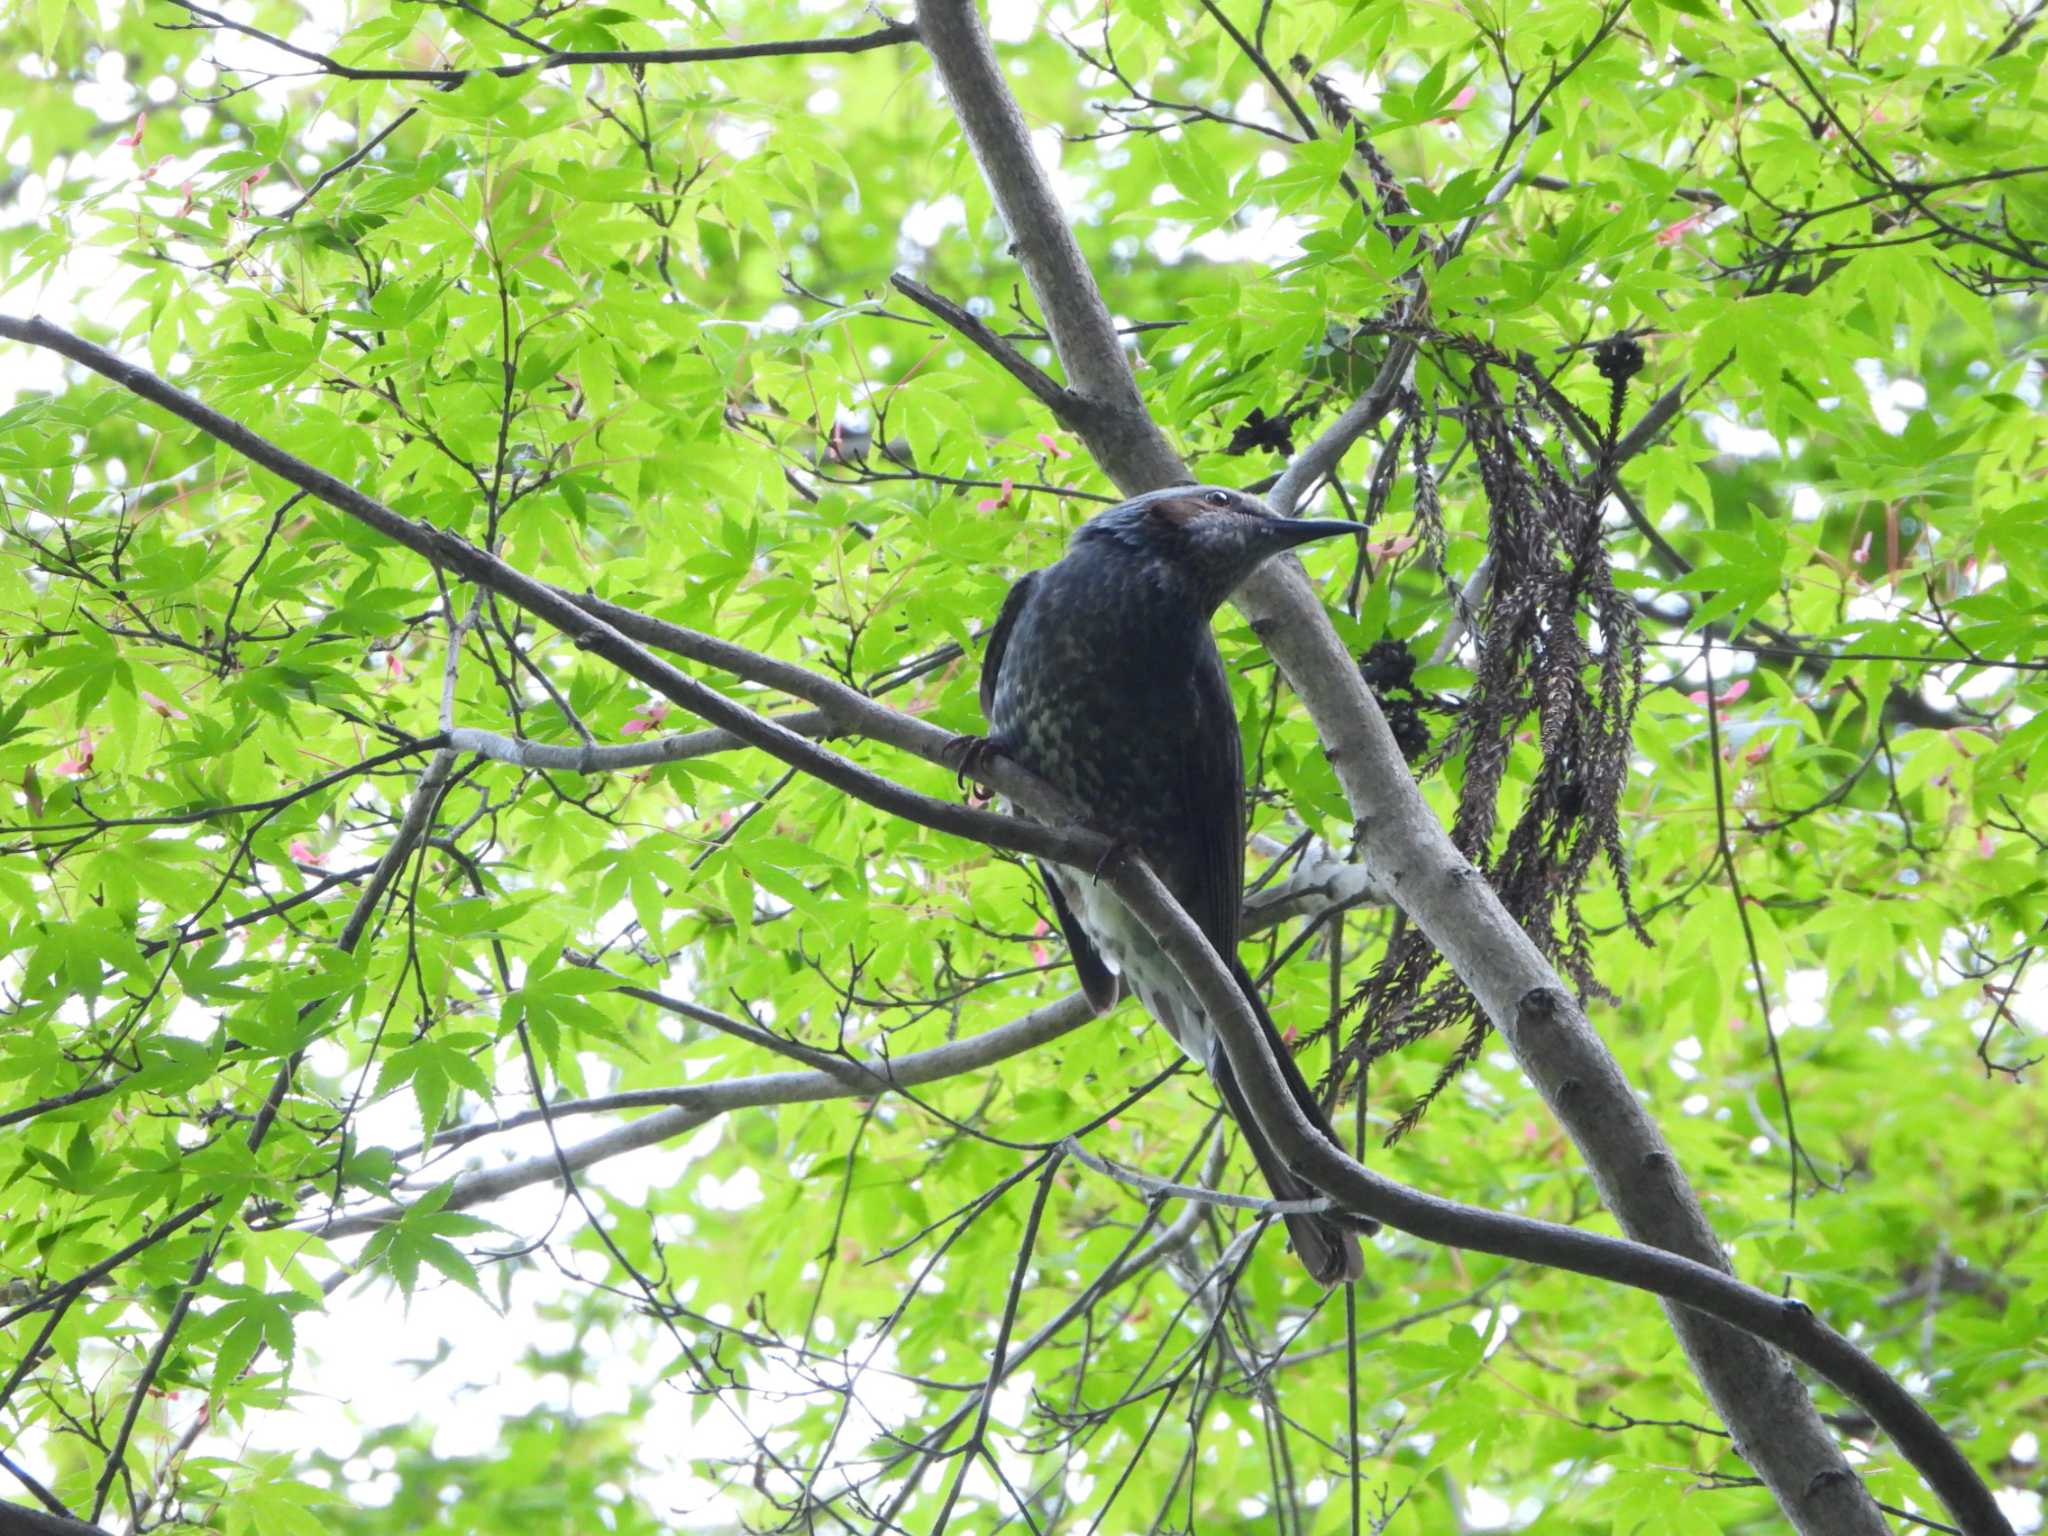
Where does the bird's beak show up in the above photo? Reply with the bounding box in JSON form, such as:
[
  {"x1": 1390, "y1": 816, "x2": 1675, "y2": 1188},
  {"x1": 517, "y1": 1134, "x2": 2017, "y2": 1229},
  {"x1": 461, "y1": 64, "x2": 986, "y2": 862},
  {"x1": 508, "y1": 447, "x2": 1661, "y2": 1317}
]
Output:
[{"x1": 1263, "y1": 517, "x2": 1364, "y2": 552}]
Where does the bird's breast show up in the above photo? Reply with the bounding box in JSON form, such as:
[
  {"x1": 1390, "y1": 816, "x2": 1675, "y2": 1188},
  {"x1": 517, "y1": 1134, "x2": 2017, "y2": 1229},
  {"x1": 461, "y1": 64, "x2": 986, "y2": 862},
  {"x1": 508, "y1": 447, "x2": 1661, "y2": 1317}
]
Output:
[
  {"x1": 986, "y1": 547, "x2": 1246, "y2": 948},
  {"x1": 1049, "y1": 865, "x2": 1214, "y2": 1068},
  {"x1": 988, "y1": 566, "x2": 1217, "y2": 800}
]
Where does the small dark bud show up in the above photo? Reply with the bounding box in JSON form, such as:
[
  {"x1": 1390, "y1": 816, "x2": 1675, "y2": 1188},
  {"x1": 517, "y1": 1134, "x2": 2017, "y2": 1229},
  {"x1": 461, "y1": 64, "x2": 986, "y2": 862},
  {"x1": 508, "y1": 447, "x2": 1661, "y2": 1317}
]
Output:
[
  {"x1": 1383, "y1": 700, "x2": 1431, "y2": 762},
  {"x1": 1225, "y1": 406, "x2": 1296, "y2": 457},
  {"x1": 1592, "y1": 335, "x2": 1646, "y2": 383},
  {"x1": 1358, "y1": 638, "x2": 1418, "y2": 693},
  {"x1": 1359, "y1": 639, "x2": 1431, "y2": 762}
]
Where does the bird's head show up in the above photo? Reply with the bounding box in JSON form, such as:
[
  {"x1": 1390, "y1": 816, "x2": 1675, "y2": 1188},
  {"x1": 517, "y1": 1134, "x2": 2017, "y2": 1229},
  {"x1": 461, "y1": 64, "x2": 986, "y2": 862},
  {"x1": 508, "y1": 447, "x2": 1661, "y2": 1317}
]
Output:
[{"x1": 1074, "y1": 485, "x2": 1362, "y2": 611}]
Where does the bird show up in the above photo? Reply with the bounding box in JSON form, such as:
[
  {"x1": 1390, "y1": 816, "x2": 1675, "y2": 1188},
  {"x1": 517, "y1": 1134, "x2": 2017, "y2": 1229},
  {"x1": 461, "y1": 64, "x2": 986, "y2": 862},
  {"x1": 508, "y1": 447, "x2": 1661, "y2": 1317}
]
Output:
[{"x1": 960, "y1": 483, "x2": 1374, "y2": 1285}]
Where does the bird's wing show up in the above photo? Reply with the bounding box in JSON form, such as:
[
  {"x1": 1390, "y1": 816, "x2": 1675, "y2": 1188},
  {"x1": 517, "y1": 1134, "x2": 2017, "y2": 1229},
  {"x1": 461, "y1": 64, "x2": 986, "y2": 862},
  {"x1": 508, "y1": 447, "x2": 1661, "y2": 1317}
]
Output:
[
  {"x1": 975, "y1": 569, "x2": 1117, "y2": 1007},
  {"x1": 1039, "y1": 863, "x2": 1119, "y2": 1012},
  {"x1": 1179, "y1": 643, "x2": 1247, "y2": 952},
  {"x1": 979, "y1": 568, "x2": 1041, "y2": 719}
]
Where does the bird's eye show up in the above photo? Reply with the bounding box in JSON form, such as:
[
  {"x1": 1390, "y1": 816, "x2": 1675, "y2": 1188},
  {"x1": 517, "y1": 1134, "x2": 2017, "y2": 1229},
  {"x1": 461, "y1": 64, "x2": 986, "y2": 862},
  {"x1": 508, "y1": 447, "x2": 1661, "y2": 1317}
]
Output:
[{"x1": 1204, "y1": 490, "x2": 1232, "y2": 508}]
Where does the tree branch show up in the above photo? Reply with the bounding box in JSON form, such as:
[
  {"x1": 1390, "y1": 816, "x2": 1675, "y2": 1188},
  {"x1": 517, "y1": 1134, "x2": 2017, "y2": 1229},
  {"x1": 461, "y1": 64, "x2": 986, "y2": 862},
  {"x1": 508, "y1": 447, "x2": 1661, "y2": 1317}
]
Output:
[
  {"x1": 914, "y1": 0, "x2": 1185, "y2": 493},
  {"x1": 162, "y1": 1, "x2": 919, "y2": 84},
  {"x1": 0, "y1": 1499, "x2": 107, "y2": 1536},
  {"x1": 1246, "y1": 378, "x2": 1899, "y2": 1536},
  {"x1": 1100, "y1": 850, "x2": 2011, "y2": 1536},
  {"x1": 905, "y1": 12, "x2": 1897, "y2": 1533},
  {"x1": 303, "y1": 991, "x2": 1097, "y2": 1238},
  {"x1": 1264, "y1": 332, "x2": 1418, "y2": 516},
  {"x1": 447, "y1": 714, "x2": 833, "y2": 773},
  {"x1": 0, "y1": 314, "x2": 1116, "y2": 884},
  {"x1": 889, "y1": 273, "x2": 1086, "y2": 427},
  {"x1": 1239, "y1": 831, "x2": 1390, "y2": 931}
]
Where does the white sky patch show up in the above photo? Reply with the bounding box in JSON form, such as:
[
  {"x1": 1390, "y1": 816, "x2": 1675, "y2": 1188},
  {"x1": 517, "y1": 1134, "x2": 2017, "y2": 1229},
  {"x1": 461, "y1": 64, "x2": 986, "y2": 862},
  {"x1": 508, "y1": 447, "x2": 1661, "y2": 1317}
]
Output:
[
  {"x1": 1230, "y1": 82, "x2": 1281, "y2": 129},
  {"x1": 1147, "y1": 204, "x2": 1310, "y2": 266},
  {"x1": 1996, "y1": 1488, "x2": 2044, "y2": 1534},
  {"x1": 1699, "y1": 410, "x2": 1779, "y2": 458},
  {"x1": 240, "y1": 1112, "x2": 796, "y2": 1522},
  {"x1": 1032, "y1": 125, "x2": 1100, "y2": 223},
  {"x1": 1058, "y1": 6, "x2": 1109, "y2": 50},
  {"x1": 71, "y1": 46, "x2": 133, "y2": 121},
  {"x1": 1463, "y1": 1484, "x2": 1514, "y2": 1529},
  {"x1": 1317, "y1": 62, "x2": 1379, "y2": 113},
  {"x1": 1781, "y1": 968, "x2": 1828, "y2": 1029},
  {"x1": 900, "y1": 193, "x2": 966, "y2": 248},
  {"x1": 987, "y1": 0, "x2": 1040, "y2": 43},
  {"x1": 713, "y1": 119, "x2": 773, "y2": 159},
  {"x1": 1854, "y1": 358, "x2": 1929, "y2": 433},
  {"x1": 693, "y1": 1162, "x2": 763, "y2": 1211}
]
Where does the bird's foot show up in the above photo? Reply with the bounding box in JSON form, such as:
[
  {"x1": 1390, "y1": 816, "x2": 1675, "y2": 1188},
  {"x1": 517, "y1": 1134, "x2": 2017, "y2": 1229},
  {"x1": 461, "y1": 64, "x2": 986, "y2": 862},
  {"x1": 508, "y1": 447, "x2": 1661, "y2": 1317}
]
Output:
[
  {"x1": 943, "y1": 733, "x2": 1001, "y2": 799},
  {"x1": 1089, "y1": 835, "x2": 1138, "y2": 885}
]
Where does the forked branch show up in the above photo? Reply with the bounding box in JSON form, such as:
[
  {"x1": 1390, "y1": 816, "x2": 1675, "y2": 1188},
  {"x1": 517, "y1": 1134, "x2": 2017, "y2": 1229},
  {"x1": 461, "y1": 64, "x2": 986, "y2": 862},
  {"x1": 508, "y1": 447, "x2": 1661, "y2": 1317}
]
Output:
[
  {"x1": 906, "y1": 5, "x2": 1898, "y2": 1530},
  {"x1": 1105, "y1": 851, "x2": 2011, "y2": 1536},
  {"x1": 0, "y1": 308, "x2": 2008, "y2": 1535}
]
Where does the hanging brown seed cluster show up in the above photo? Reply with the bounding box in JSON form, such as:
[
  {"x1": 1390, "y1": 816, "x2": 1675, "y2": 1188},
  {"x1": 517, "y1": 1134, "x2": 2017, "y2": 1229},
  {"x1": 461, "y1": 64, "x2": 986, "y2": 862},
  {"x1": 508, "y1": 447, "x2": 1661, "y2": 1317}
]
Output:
[{"x1": 1339, "y1": 340, "x2": 1651, "y2": 1141}]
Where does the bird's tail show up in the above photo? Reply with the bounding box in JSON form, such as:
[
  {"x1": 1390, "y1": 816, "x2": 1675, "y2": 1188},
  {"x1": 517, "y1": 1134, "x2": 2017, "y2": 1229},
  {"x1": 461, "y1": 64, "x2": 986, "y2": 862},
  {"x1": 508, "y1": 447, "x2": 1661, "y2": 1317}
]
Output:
[{"x1": 1208, "y1": 960, "x2": 1373, "y2": 1286}]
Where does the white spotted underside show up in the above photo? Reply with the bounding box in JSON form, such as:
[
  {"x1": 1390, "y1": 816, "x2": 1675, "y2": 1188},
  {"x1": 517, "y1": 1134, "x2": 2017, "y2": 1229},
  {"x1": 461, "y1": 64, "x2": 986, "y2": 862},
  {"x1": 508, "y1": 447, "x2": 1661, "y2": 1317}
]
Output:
[{"x1": 1048, "y1": 864, "x2": 1217, "y2": 1071}]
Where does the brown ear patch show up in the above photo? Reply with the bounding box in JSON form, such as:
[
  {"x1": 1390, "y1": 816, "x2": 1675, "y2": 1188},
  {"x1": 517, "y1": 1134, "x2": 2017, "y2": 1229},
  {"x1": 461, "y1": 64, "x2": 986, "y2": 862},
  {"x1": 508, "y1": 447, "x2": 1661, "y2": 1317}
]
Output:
[{"x1": 1147, "y1": 495, "x2": 1204, "y2": 527}]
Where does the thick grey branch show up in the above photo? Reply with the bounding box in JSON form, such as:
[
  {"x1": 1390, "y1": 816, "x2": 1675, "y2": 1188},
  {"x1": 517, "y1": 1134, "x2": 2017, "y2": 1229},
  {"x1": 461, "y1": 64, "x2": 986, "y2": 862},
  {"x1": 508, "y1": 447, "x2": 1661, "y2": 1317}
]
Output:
[
  {"x1": 1242, "y1": 439, "x2": 1896, "y2": 1536},
  {"x1": 1240, "y1": 834, "x2": 1390, "y2": 931},
  {"x1": 1265, "y1": 333, "x2": 1418, "y2": 517},
  {"x1": 0, "y1": 1498, "x2": 106, "y2": 1536},
  {"x1": 1609, "y1": 376, "x2": 1690, "y2": 467},
  {"x1": 1432, "y1": 552, "x2": 1496, "y2": 663},
  {"x1": 914, "y1": 0, "x2": 1184, "y2": 493},
  {"x1": 1104, "y1": 852, "x2": 2009, "y2": 1536},
  {"x1": 902, "y1": 16, "x2": 1895, "y2": 1533},
  {"x1": 1266, "y1": 131, "x2": 1526, "y2": 517}
]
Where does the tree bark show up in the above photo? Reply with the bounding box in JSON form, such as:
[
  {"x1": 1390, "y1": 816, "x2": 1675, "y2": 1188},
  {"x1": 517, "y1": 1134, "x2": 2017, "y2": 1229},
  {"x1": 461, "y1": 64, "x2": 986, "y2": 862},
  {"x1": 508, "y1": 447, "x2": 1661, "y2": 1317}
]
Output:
[
  {"x1": 912, "y1": 3, "x2": 1895, "y2": 1531},
  {"x1": 0, "y1": 1498, "x2": 106, "y2": 1536}
]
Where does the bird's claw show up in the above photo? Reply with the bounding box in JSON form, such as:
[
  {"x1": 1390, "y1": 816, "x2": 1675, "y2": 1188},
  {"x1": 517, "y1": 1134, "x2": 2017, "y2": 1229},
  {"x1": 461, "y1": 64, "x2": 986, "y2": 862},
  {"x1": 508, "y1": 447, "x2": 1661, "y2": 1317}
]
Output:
[
  {"x1": 1090, "y1": 836, "x2": 1137, "y2": 884},
  {"x1": 944, "y1": 733, "x2": 1001, "y2": 798}
]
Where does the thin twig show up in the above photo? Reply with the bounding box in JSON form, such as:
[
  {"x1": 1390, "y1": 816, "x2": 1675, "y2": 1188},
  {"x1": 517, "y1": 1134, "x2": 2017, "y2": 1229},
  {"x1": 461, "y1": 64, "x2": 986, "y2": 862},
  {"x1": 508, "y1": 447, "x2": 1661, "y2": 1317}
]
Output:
[
  {"x1": 163, "y1": 2, "x2": 919, "y2": 84},
  {"x1": 890, "y1": 273, "x2": 1085, "y2": 426}
]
